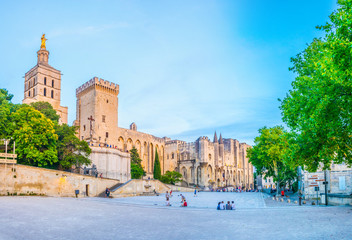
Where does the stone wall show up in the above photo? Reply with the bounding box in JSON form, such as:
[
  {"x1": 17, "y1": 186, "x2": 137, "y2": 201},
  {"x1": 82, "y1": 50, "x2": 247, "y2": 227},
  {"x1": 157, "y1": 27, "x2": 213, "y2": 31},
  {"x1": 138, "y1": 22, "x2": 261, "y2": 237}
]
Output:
[
  {"x1": 111, "y1": 179, "x2": 170, "y2": 197},
  {"x1": 0, "y1": 164, "x2": 119, "y2": 197},
  {"x1": 89, "y1": 146, "x2": 131, "y2": 182},
  {"x1": 303, "y1": 163, "x2": 352, "y2": 199}
]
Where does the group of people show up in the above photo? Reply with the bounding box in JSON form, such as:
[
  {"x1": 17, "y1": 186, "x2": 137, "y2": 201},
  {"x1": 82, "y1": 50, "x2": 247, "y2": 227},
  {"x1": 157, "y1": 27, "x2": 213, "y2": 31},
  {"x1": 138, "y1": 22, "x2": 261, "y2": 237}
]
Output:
[
  {"x1": 179, "y1": 194, "x2": 188, "y2": 207},
  {"x1": 165, "y1": 191, "x2": 189, "y2": 207},
  {"x1": 212, "y1": 187, "x2": 257, "y2": 193},
  {"x1": 165, "y1": 191, "x2": 173, "y2": 206},
  {"x1": 217, "y1": 201, "x2": 236, "y2": 210}
]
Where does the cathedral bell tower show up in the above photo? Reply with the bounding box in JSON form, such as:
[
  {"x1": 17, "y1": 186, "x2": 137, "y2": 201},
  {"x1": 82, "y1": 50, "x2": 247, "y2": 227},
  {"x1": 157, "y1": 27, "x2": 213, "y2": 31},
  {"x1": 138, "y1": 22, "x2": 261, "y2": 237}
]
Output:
[{"x1": 23, "y1": 34, "x2": 68, "y2": 124}]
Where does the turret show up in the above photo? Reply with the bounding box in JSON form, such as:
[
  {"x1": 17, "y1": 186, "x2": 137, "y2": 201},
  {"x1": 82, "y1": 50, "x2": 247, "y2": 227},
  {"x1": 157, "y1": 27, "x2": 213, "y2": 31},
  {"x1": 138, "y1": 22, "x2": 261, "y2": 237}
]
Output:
[
  {"x1": 219, "y1": 133, "x2": 224, "y2": 164},
  {"x1": 213, "y1": 131, "x2": 219, "y2": 166}
]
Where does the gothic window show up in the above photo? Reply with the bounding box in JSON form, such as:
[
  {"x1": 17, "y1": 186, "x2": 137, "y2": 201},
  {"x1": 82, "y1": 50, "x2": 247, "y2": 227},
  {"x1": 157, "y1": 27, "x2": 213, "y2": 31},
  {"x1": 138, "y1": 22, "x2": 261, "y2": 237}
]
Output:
[
  {"x1": 44, "y1": 77, "x2": 47, "y2": 85},
  {"x1": 28, "y1": 90, "x2": 31, "y2": 97},
  {"x1": 83, "y1": 125, "x2": 86, "y2": 131},
  {"x1": 51, "y1": 90, "x2": 54, "y2": 98},
  {"x1": 171, "y1": 153, "x2": 174, "y2": 159},
  {"x1": 106, "y1": 132, "x2": 109, "y2": 138},
  {"x1": 52, "y1": 80, "x2": 54, "y2": 87},
  {"x1": 106, "y1": 99, "x2": 109, "y2": 103},
  {"x1": 167, "y1": 154, "x2": 169, "y2": 160},
  {"x1": 33, "y1": 88, "x2": 36, "y2": 96},
  {"x1": 44, "y1": 88, "x2": 47, "y2": 96},
  {"x1": 102, "y1": 115, "x2": 106, "y2": 123}
]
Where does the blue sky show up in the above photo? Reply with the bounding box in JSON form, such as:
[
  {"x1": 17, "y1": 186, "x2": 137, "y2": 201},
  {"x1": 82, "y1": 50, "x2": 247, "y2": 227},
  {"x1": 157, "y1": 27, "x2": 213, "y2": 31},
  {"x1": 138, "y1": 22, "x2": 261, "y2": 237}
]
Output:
[{"x1": 0, "y1": 0, "x2": 337, "y2": 144}]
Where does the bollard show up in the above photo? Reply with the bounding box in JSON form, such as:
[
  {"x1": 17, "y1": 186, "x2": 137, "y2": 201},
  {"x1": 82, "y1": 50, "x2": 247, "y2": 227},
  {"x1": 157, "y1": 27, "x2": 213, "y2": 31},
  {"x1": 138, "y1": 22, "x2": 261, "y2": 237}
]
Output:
[
  {"x1": 280, "y1": 198, "x2": 284, "y2": 202},
  {"x1": 303, "y1": 200, "x2": 306, "y2": 204},
  {"x1": 287, "y1": 199, "x2": 291, "y2": 203},
  {"x1": 272, "y1": 197, "x2": 275, "y2": 200},
  {"x1": 294, "y1": 200, "x2": 297, "y2": 204}
]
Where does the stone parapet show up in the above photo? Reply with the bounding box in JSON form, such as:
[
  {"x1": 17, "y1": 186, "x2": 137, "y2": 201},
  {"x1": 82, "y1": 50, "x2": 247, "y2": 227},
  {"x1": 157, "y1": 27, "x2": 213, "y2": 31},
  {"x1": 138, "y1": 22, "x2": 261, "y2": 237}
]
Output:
[{"x1": 76, "y1": 77, "x2": 119, "y2": 96}]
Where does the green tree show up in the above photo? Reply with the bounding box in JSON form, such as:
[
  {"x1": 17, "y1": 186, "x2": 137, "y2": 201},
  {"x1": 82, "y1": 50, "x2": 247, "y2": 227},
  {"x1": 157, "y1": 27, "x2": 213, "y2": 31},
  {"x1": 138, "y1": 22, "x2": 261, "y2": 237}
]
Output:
[
  {"x1": 247, "y1": 126, "x2": 297, "y2": 195},
  {"x1": 130, "y1": 147, "x2": 144, "y2": 179},
  {"x1": 160, "y1": 171, "x2": 182, "y2": 185},
  {"x1": 0, "y1": 89, "x2": 19, "y2": 139},
  {"x1": 30, "y1": 101, "x2": 60, "y2": 124},
  {"x1": 11, "y1": 105, "x2": 58, "y2": 167},
  {"x1": 280, "y1": 0, "x2": 352, "y2": 171},
  {"x1": 153, "y1": 149, "x2": 161, "y2": 180},
  {"x1": 54, "y1": 124, "x2": 91, "y2": 170}
]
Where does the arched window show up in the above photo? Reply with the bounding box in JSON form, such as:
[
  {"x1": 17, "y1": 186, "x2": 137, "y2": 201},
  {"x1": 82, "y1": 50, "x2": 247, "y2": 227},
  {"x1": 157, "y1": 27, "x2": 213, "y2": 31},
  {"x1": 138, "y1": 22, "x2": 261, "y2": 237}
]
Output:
[
  {"x1": 44, "y1": 88, "x2": 46, "y2": 96},
  {"x1": 44, "y1": 77, "x2": 47, "y2": 85},
  {"x1": 28, "y1": 91, "x2": 31, "y2": 97},
  {"x1": 52, "y1": 80, "x2": 54, "y2": 87},
  {"x1": 51, "y1": 90, "x2": 54, "y2": 98},
  {"x1": 83, "y1": 125, "x2": 86, "y2": 131},
  {"x1": 33, "y1": 88, "x2": 36, "y2": 96}
]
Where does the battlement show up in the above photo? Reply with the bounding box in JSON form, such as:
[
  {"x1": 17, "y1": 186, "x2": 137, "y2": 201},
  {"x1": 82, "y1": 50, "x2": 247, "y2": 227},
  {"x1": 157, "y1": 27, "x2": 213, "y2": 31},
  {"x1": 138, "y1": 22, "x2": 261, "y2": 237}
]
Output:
[
  {"x1": 166, "y1": 140, "x2": 186, "y2": 145},
  {"x1": 76, "y1": 77, "x2": 119, "y2": 96}
]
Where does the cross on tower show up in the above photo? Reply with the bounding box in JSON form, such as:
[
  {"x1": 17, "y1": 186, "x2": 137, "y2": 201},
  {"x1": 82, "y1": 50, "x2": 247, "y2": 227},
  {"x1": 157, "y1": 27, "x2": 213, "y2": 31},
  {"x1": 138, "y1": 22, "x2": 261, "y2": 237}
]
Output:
[{"x1": 88, "y1": 115, "x2": 95, "y2": 142}]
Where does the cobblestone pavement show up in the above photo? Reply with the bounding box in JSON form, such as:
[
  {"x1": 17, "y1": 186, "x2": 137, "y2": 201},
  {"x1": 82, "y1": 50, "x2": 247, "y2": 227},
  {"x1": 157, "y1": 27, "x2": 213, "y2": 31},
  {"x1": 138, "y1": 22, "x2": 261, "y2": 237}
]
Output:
[{"x1": 0, "y1": 194, "x2": 351, "y2": 240}]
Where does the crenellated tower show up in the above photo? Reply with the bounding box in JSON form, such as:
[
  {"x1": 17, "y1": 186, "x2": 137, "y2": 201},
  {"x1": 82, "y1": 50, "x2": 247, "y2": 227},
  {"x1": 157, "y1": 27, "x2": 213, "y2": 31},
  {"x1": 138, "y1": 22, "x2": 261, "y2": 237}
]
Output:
[{"x1": 75, "y1": 77, "x2": 119, "y2": 146}]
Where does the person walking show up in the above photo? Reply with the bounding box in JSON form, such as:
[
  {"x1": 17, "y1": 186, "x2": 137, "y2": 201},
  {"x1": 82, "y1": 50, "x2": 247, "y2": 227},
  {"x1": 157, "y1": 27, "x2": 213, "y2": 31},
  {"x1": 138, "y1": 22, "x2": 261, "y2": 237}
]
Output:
[{"x1": 194, "y1": 189, "x2": 197, "y2": 197}]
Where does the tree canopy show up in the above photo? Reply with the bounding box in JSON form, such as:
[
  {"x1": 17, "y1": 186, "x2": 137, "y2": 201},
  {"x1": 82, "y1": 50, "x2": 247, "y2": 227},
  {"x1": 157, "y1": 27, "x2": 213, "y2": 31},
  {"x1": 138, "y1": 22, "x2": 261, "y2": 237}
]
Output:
[
  {"x1": 0, "y1": 88, "x2": 91, "y2": 170},
  {"x1": 54, "y1": 124, "x2": 91, "y2": 170},
  {"x1": 160, "y1": 171, "x2": 182, "y2": 185},
  {"x1": 11, "y1": 105, "x2": 58, "y2": 167},
  {"x1": 30, "y1": 101, "x2": 60, "y2": 124},
  {"x1": 247, "y1": 126, "x2": 297, "y2": 191},
  {"x1": 0, "y1": 89, "x2": 18, "y2": 139},
  {"x1": 280, "y1": 0, "x2": 352, "y2": 171},
  {"x1": 130, "y1": 147, "x2": 144, "y2": 179},
  {"x1": 153, "y1": 149, "x2": 161, "y2": 180}
]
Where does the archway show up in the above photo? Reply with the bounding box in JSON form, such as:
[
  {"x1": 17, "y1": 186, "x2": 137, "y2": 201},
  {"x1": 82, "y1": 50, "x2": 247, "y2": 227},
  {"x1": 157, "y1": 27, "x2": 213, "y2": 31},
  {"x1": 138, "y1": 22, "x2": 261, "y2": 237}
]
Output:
[
  {"x1": 126, "y1": 138, "x2": 133, "y2": 152},
  {"x1": 117, "y1": 136, "x2": 124, "y2": 151}
]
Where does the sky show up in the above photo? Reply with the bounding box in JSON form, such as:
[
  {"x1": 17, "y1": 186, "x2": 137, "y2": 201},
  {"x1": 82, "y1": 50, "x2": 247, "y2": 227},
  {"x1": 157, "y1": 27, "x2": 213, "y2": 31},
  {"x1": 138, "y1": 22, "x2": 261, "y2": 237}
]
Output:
[{"x1": 0, "y1": 0, "x2": 337, "y2": 145}]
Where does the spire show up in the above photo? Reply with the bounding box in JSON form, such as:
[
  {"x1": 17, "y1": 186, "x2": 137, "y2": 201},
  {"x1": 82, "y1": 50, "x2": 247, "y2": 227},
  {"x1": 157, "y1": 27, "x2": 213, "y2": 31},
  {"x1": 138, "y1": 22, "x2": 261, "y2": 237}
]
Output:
[
  {"x1": 37, "y1": 34, "x2": 49, "y2": 64},
  {"x1": 213, "y1": 131, "x2": 218, "y2": 143},
  {"x1": 219, "y1": 133, "x2": 223, "y2": 144}
]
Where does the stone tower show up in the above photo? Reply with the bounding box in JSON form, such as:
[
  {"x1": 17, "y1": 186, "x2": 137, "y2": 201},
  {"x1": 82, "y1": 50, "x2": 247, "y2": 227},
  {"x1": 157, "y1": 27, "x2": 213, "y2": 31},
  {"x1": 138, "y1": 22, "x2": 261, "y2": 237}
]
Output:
[
  {"x1": 22, "y1": 35, "x2": 68, "y2": 124},
  {"x1": 75, "y1": 77, "x2": 119, "y2": 146}
]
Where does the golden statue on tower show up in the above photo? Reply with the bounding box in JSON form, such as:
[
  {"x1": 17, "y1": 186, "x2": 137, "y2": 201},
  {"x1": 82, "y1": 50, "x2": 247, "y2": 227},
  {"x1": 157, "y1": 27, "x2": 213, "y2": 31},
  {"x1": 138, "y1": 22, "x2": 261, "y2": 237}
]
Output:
[{"x1": 41, "y1": 34, "x2": 47, "y2": 49}]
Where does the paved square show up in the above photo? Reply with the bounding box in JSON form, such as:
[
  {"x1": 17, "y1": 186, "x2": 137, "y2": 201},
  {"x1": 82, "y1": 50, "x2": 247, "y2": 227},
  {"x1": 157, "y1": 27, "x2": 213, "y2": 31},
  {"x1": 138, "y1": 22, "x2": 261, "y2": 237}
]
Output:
[{"x1": 0, "y1": 193, "x2": 351, "y2": 240}]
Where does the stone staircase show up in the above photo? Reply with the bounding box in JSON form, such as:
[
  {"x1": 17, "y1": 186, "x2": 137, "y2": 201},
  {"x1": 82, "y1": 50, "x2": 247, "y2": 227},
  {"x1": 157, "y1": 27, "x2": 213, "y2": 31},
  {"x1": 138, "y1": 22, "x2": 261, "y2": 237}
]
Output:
[{"x1": 97, "y1": 182, "x2": 124, "y2": 197}]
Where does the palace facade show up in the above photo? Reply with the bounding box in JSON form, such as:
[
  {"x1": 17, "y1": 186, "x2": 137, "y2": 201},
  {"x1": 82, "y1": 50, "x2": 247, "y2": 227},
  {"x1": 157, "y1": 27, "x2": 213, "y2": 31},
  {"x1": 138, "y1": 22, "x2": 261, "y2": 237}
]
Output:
[{"x1": 23, "y1": 37, "x2": 254, "y2": 189}]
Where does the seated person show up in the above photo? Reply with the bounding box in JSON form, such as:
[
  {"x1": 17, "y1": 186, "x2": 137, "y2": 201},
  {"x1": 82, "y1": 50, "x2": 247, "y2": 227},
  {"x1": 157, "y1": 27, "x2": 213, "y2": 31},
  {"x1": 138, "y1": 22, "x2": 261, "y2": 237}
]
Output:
[
  {"x1": 231, "y1": 201, "x2": 236, "y2": 210},
  {"x1": 226, "y1": 201, "x2": 232, "y2": 210}
]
